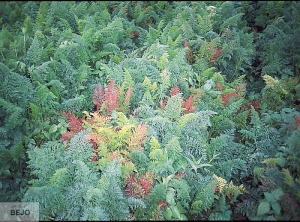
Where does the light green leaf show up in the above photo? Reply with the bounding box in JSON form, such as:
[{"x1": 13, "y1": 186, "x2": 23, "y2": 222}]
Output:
[
  {"x1": 178, "y1": 213, "x2": 188, "y2": 220},
  {"x1": 264, "y1": 215, "x2": 276, "y2": 221},
  {"x1": 272, "y1": 188, "x2": 284, "y2": 200},
  {"x1": 82, "y1": 111, "x2": 91, "y2": 118},
  {"x1": 184, "y1": 156, "x2": 197, "y2": 172},
  {"x1": 111, "y1": 110, "x2": 118, "y2": 120},
  {"x1": 257, "y1": 202, "x2": 270, "y2": 216},
  {"x1": 170, "y1": 206, "x2": 181, "y2": 219},
  {"x1": 166, "y1": 188, "x2": 175, "y2": 205},
  {"x1": 264, "y1": 192, "x2": 275, "y2": 202},
  {"x1": 191, "y1": 200, "x2": 203, "y2": 211},
  {"x1": 271, "y1": 202, "x2": 281, "y2": 215},
  {"x1": 164, "y1": 207, "x2": 172, "y2": 220},
  {"x1": 162, "y1": 174, "x2": 174, "y2": 185},
  {"x1": 175, "y1": 202, "x2": 187, "y2": 214},
  {"x1": 203, "y1": 82, "x2": 212, "y2": 91},
  {"x1": 198, "y1": 163, "x2": 213, "y2": 168},
  {"x1": 49, "y1": 124, "x2": 57, "y2": 133}
]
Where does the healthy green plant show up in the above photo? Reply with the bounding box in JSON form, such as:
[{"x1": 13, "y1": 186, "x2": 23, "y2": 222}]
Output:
[
  {"x1": 261, "y1": 74, "x2": 300, "y2": 112},
  {"x1": 0, "y1": 62, "x2": 34, "y2": 201}
]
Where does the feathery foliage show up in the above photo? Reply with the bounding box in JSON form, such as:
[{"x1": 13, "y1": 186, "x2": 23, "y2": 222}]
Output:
[{"x1": 1, "y1": 1, "x2": 300, "y2": 220}]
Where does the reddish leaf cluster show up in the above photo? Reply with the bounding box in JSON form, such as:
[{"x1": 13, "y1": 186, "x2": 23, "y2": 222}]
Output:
[
  {"x1": 93, "y1": 80, "x2": 132, "y2": 115},
  {"x1": 248, "y1": 99, "x2": 261, "y2": 113},
  {"x1": 237, "y1": 99, "x2": 261, "y2": 114},
  {"x1": 89, "y1": 140, "x2": 98, "y2": 148},
  {"x1": 124, "y1": 174, "x2": 152, "y2": 199},
  {"x1": 92, "y1": 80, "x2": 119, "y2": 114},
  {"x1": 215, "y1": 82, "x2": 223, "y2": 91},
  {"x1": 157, "y1": 201, "x2": 168, "y2": 210},
  {"x1": 105, "y1": 80, "x2": 120, "y2": 114},
  {"x1": 125, "y1": 174, "x2": 137, "y2": 188},
  {"x1": 279, "y1": 193, "x2": 299, "y2": 218},
  {"x1": 139, "y1": 177, "x2": 152, "y2": 195},
  {"x1": 294, "y1": 113, "x2": 300, "y2": 126},
  {"x1": 61, "y1": 112, "x2": 102, "y2": 162},
  {"x1": 221, "y1": 92, "x2": 238, "y2": 106},
  {"x1": 130, "y1": 31, "x2": 140, "y2": 37},
  {"x1": 182, "y1": 94, "x2": 197, "y2": 114},
  {"x1": 93, "y1": 83, "x2": 105, "y2": 111},
  {"x1": 89, "y1": 132, "x2": 107, "y2": 144},
  {"x1": 169, "y1": 85, "x2": 180, "y2": 97},
  {"x1": 91, "y1": 152, "x2": 98, "y2": 162},
  {"x1": 88, "y1": 133, "x2": 107, "y2": 150},
  {"x1": 160, "y1": 85, "x2": 197, "y2": 114},
  {"x1": 183, "y1": 40, "x2": 194, "y2": 64},
  {"x1": 160, "y1": 85, "x2": 181, "y2": 109},
  {"x1": 159, "y1": 98, "x2": 168, "y2": 110},
  {"x1": 61, "y1": 113, "x2": 84, "y2": 142},
  {"x1": 174, "y1": 172, "x2": 186, "y2": 179},
  {"x1": 183, "y1": 40, "x2": 191, "y2": 49},
  {"x1": 211, "y1": 49, "x2": 223, "y2": 65}
]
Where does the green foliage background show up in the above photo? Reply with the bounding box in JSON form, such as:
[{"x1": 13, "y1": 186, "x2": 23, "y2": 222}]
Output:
[{"x1": 0, "y1": 1, "x2": 299, "y2": 220}]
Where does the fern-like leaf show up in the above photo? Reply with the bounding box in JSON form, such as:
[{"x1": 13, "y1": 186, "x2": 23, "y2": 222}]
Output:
[
  {"x1": 182, "y1": 94, "x2": 197, "y2": 114},
  {"x1": 105, "y1": 79, "x2": 120, "y2": 115},
  {"x1": 128, "y1": 122, "x2": 148, "y2": 151},
  {"x1": 93, "y1": 83, "x2": 105, "y2": 111},
  {"x1": 169, "y1": 84, "x2": 181, "y2": 97},
  {"x1": 61, "y1": 113, "x2": 84, "y2": 142}
]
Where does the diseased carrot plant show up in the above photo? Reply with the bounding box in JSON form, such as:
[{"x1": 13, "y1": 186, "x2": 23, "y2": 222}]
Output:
[{"x1": 0, "y1": 1, "x2": 299, "y2": 220}]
